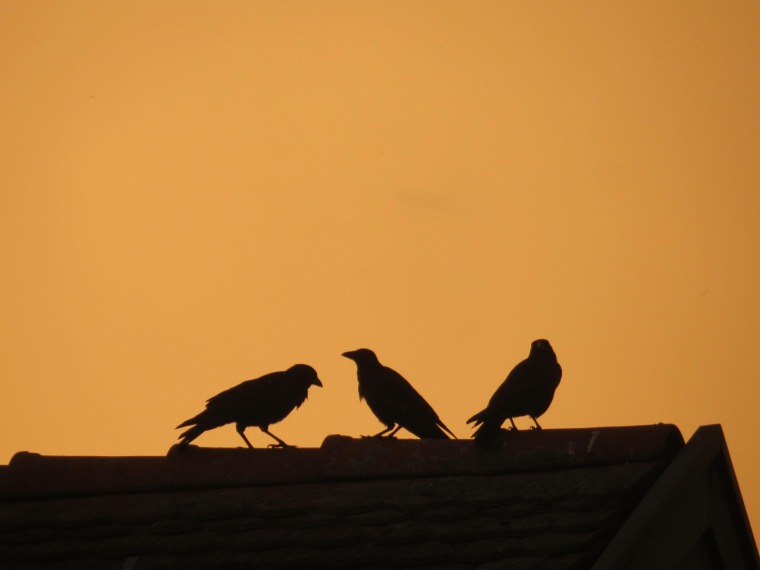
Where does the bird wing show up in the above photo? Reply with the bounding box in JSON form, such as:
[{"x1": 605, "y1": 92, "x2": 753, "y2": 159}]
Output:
[
  {"x1": 483, "y1": 357, "x2": 562, "y2": 420},
  {"x1": 364, "y1": 366, "x2": 450, "y2": 438},
  {"x1": 205, "y1": 371, "x2": 281, "y2": 408},
  {"x1": 486, "y1": 360, "x2": 540, "y2": 416},
  {"x1": 180, "y1": 370, "x2": 301, "y2": 431}
]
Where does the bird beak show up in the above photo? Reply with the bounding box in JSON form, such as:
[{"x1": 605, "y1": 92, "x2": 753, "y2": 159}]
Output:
[
  {"x1": 341, "y1": 351, "x2": 355, "y2": 360},
  {"x1": 314, "y1": 378, "x2": 323, "y2": 388}
]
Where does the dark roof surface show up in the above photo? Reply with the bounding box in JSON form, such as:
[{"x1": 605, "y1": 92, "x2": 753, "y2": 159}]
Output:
[
  {"x1": 0, "y1": 425, "x2": 693, "y2": 569},
  {"x1": 591, "y1": 425, "x2": 759, "y2": 570}
]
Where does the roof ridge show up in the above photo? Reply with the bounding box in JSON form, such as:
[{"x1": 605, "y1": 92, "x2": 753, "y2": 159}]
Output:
[{"x1": 0, "y1": 425, "x2": 683, "y2": 499}]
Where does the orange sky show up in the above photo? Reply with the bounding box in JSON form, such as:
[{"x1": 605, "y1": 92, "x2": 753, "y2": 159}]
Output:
[{"x1": 2, "y1": 0, "x2": 759, "y2": 531}]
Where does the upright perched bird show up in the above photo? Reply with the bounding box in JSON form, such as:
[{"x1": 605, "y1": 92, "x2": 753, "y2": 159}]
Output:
[
  {"x1": 467, "y1": 339, "x2": 562, "y2": 443},
  {"x1": 342, "y1": 348, "x2": 456, "y2": 439},
  {"x1": 176, "y1": 364, "x2": 322, "y2": 449}
]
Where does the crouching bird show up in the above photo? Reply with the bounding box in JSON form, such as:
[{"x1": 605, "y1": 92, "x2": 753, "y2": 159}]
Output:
[
  {"x1": 176, "y1": 364, "x2": 322, "y2": 449},
  {"x1": 342, "y1": 348, "x2": 456, "y2": 439},
  {"x1": 468, "y1": 339, "x2": 562, "y2": 444}
]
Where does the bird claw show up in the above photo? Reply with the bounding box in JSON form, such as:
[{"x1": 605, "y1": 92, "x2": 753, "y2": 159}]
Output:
[
  {"x1": 267, "y1": 443, "x2": 296, "y2": 449},
  {"x1": 360, "y1": 434, "x2": 395, "y2": 439}
]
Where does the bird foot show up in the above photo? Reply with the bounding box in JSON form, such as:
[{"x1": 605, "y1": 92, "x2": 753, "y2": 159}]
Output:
[
  {"x1": 529, "y1": 426, "x2": 542, "y2": 431},
  {"x1": 360, "y1": 434, "x2": 395, "y2": 439},
  {"x1": 267, "y1": 443, "x2": 296, "y2": 449}
]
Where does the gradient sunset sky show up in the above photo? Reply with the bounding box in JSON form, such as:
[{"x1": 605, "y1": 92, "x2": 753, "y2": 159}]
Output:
[{"x1": 2, "y1": 1, "x2": 759, "y2": 530}]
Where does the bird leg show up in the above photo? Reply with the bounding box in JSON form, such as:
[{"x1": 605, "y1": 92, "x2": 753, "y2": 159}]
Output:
[
  {"x1": 260, "y1": 427, "x2": 295, "y2": 448},
  {"x1": 508, "y1": 418, "x2": 518, "y2": 431},
  {"x1": 529, "y1": 416, "x2": 543, "y2": 430},
  {"x1": 236, "y1": 424, "x2": 255, "y2": 449},
  {"x1": 386, "y1": 425, "x2": 402, "y2": 438},
  {"x1": 363, "y1": 425, "x2": 396, "y2": 438}
]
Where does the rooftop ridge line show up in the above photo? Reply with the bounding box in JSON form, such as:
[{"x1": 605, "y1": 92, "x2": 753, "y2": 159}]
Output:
[{"x1": 0, "y1": 425, "x2": 684, "y2": 500}]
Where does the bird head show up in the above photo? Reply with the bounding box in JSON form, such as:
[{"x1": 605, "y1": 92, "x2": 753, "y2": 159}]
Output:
[
  {"x1": 341, "y1": 348, "x2": 380, "y2": 367},
  {"x1": 287, "y1": 363, "x2": 323, "y2": 387},
  {"x1": 530, "y1": 339, "x2": 556, "y2": 359}
]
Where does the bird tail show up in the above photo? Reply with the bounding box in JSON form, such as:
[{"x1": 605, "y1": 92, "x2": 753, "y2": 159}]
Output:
[
  {"x1": 176, "y1": 424, "x2": 207, "y2": 446},
  {"x1": 471, "y1": 420, "x2": 503, "y2": 444},
  {"x1": 406, "y1": 422, "x2": 452, "y2": 439},
  {"x1": 176, "y1": 412, "x2": 216, "y2": 446},
  {"x1": 466, "y1": 408, "x2": 487, "y2": 426},
  {"x1": 467, "y1": 409, "x2": 502, "y2": 445},
  {"x1": 437, "y1": 420, "x2": 457, "y2": 439}
]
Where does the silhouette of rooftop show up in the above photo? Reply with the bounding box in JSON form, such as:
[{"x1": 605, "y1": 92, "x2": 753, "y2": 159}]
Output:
[{"x1": 0, "y1": 425, "x2": 757, "y2": 569}]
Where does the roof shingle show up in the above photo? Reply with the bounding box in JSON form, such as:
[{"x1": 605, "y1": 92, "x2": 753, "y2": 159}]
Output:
[{"x1": 0, "y1": 425, "x2": 685, "y2": 569}]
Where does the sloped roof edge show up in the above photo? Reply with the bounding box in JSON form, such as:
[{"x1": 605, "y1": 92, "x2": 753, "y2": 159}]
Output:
[
  {"x1": 0, "y1": 424, "x2": 683, "y2": 500},
  {"x1": 591, "y1": 424, "x2": 759, "y2": 570}
]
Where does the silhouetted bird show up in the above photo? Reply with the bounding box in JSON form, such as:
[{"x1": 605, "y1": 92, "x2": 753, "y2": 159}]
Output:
[
  {"x1": 467, "y1": 339, "x2": 562, "y2": 443},
  {"x1": 342, "y1": 348, "x2": 456, "y2": 439},
  {"x1": 176, "y1": 364, "x2": 322, "y2": 449}
]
